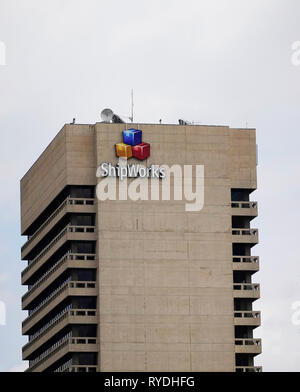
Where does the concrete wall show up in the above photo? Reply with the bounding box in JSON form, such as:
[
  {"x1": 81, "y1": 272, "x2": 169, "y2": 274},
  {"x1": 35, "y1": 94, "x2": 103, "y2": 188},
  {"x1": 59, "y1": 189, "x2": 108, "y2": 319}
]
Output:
[
  {"x1": 94, "y1": 123, "x2": 256, "y2": 371},
  {"x1": 21, "y1": 125, "x2": 96, "y2": 234}
]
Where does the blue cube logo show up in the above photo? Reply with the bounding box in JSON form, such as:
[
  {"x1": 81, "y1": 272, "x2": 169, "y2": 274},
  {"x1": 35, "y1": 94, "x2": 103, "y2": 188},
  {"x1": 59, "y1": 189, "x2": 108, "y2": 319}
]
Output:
[{"x1": 123, "y1": 129, "x2": 142, "y2": 146}]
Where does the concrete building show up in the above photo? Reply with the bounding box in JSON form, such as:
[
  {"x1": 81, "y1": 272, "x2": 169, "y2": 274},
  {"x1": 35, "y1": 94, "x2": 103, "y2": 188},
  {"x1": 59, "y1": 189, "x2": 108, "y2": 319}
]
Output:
[{"x1": 20, "y1": 121, "x2": 261, "y2": 372}]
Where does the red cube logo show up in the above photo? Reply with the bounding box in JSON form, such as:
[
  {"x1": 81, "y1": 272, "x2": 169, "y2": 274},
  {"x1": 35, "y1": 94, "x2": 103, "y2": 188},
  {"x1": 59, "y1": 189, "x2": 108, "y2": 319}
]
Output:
[{"x1": 132, "y1": 142, "x2": 150, "y2": 160}]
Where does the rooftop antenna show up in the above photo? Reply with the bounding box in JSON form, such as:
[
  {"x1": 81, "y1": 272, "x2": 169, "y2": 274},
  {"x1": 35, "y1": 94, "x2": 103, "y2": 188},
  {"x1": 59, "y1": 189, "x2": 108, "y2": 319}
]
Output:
[{"x1": 129, "y1": 89, "x2": 134, "y2": 123}]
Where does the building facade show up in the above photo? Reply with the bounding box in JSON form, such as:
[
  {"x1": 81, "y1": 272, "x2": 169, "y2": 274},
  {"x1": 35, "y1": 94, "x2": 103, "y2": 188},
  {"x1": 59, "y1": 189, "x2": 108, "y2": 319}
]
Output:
[{"x1": 20, "y1": 122, "x2": 261, "y2": 372}]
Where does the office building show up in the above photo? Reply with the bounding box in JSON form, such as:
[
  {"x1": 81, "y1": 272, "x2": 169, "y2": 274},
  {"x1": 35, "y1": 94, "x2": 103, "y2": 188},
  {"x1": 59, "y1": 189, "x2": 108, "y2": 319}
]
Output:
[{"x1": 20, "y1": 121, "x2": 261, "y2": 372}]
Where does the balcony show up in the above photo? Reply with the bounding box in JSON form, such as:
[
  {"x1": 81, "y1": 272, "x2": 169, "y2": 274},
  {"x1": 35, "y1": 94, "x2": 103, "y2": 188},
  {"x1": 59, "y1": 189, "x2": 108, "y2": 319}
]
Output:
[
  {"x1": 21, "y1": 197, "x2": 95, "y2": 260},
  {"x1": 21, "y1": 225, "x2": 97, "y2": 285},
  {"x1": 235, "y1": 338, "x2": 262, "y2": 355},
  {"x1": 232, "y1": 228, "x2": 258, "y2": 244},
  {"x1": 22, "y1": 253, "x2": 96, "y2": 309},
  {"x1": 26, "y1": 336, "x2": 98, "y2": 373},
  {"x1": 233, "y1": 256, "x2": 259, "y2": 272},
  {"x1": 233, "y1": 283, "x2": 260, "y2": 299},
  {"x1": 235, "y1": 366, "x2": 262, "y2": 373},
  {"x1": 22, "y1": 281, "x2": 97, "y2": 335},
  {"x1": 22, "y1": 309, "x2": 97, "y2": 360},
  {"x1": 234, "y1": 311, "x2": 261, "y2": 327},
  {"x1": 53, "y1": 358, "x2": 97, "y2": 372},
  {"x1": 56, "y1": 365, "x2": 98, "y2": 373},
  {"x1": 231, "y1": 201, "x2": 258, "y2": 218}
]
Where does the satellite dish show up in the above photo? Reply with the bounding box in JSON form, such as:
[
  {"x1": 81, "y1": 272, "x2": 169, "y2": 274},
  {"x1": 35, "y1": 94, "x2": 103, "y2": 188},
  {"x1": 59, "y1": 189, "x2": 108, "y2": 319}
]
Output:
[{"x1": 101, "y1": 108, "x2": 114, "y2": 122}]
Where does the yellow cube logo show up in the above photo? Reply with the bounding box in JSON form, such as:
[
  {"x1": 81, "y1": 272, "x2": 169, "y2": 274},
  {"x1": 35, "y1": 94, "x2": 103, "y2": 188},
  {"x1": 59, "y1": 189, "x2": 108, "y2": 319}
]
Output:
[{"x1": 115, "y1": 142, "x2": 132, "y2": 159}]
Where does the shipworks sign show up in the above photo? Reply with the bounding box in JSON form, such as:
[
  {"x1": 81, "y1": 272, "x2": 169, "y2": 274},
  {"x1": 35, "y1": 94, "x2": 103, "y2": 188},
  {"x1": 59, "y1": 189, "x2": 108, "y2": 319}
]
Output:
[
  {"x1": 96, "y1": 128, "x2": 205, "y2": 212},
  {"x1": 98, "y1": 128, "x2": 165, "y2": 180}
]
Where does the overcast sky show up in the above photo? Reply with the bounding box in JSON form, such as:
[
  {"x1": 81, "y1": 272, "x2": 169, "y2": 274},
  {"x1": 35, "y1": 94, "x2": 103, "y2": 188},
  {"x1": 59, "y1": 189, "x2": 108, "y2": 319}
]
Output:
[{"x1": 0, "y1": 0, "x2": 300, "y2": 372}]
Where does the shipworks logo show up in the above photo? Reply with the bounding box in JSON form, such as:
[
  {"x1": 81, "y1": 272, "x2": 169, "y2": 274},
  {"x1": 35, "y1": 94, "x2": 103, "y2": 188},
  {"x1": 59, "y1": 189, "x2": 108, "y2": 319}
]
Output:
[
  {"x1": 100, "y1": 128, "x2": 160, "y2": 180},
  {"x1": 96, "y1": 128, "x2": 205, "y2": 212},
  {"x1": 116, "y1": 129, "x2": 150, "y2": 160}
]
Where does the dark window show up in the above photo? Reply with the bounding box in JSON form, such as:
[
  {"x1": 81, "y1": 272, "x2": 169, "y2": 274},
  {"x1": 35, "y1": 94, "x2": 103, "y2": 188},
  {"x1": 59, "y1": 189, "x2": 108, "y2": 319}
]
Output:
[
  {"x1": 231, "y1": 189, "x2": 251, "y2": 202},
  {"x1": 70, "y1": 214, "x2": 94, "y2": 226},
  {"x1": 70, "y1": 186, "x2": 94, "y2": 199},
  {"x1": 235, "y1": 326, "x2": 253, "y2": 339},
  {"x1": 77, "y1": 297, "x2": 96, "y2": 309},
  {"x1": 232, "y1": 244, "x2": 247, "y2": 256},
  {"x1": 235, "y1": 354, "x2": 253, "y2": 367},
  {"x1": 78, "y1": 270, "x2": 95, "y2": 281},
  {"x1": 77, "y1": 353, "x2": 97, "y2": 365},
  {"x1": 71, "y1": 242, "x2": 95, "y2": 254},
  {"x1": 232, "y1": 216, "x2": 250, "y2": 229},
  {"x1": 77, "y1": 325, "x2": 97, "y2": 337}
]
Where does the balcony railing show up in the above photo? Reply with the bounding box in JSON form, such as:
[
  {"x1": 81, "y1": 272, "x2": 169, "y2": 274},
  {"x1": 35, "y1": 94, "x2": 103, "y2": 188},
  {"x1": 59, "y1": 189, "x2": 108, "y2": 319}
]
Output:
[
  {"x1": 235, "y1": 338, "x2": 261, "y2": 347},
  {"x1": 234, "y1": 311, "x2": 261, "y2": 319},
  {"x1": 233, "y1": 256, "x2": 259, "y2": 264},
  {"x1": 28, "y1": 277, "x2": 72, "y2": 316},
  {"x1": 22, "y1": 227, "x2": 68, "y2": 277},
  {"x1": 29, "y1": 331, "x2": 73, "y2": 369},
  {"x1": 22, "y1": 197, "x2": 95, "y2": 252},
  {"x1": 232, "y1": 228, "x2": 258, "y2": 237},
  {"x1": 53, "y1": 359, "x2": 97, "y2": 373},
  {"x1": 63, "y1": 366, "x2": 97, "y2": 372},
  {"x1": 22, "y1": 281, "x2": 96, "y2": 328},
  {"x1": 22, "y1": 253, "x2": 96, "y2": 302},
  {"x1": 235, "y1": 366, "x2": 262, "y2": 373},
  {"x1": 233, "y1": 283, "x2": 260, "y2": 292},
  {"x1": 233, "y1": 256, "x2": 259, "y2": 273},
  {"x1": 28, "y1": 336, "x2": 98, "y2": 372},
  {"x1": 27, "y1": 304, "x2": 72, "y2": 344},
  {"x1": 22, "y1": 225, "x2": 95, "y2": 278},
  {"x1": 53, "y1": 359, "x2": 73, "y2": 373},
  {"x1": 23, "y1": 309, "x2": 96, "y2": 354},
  {"x1": 231, "y1": 201, "x2": 257, "y2": 209}
]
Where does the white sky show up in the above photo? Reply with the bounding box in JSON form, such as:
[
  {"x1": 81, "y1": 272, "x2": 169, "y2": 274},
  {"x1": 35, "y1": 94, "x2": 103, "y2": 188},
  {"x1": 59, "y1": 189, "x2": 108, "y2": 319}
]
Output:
[{"x1": 0, "y1": 0, "x2": 300, "y2": 372}]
